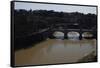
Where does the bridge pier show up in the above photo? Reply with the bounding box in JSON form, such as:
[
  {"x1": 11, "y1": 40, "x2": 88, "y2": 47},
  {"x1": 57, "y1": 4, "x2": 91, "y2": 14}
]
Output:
[{"x1": 79, "y1": 32, "x2": 82, "y2": 40}]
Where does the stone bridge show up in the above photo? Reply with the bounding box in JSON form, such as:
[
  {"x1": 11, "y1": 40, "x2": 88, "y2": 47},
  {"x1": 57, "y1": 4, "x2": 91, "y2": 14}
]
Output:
[{"x1": 48, "y1": 27, "x2": 97, "y2": 39}]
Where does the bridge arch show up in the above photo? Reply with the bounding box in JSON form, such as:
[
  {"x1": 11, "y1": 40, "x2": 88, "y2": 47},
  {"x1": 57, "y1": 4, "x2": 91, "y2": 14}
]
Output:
[
  {"x1": 53, "y1": 31, "x2": 64, "y2": 39},
  {"x1": 67, "y1": 31, "x2": 80, "y2": 40},
  {"x1": 82, "y1": 32, "x2": 93, "y2": 39}
]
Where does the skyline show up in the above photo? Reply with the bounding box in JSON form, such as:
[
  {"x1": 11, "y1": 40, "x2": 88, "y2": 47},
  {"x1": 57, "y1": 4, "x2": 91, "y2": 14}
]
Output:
[{"x1": 14, "y1": 2, "x2": 97, "y2": 14}]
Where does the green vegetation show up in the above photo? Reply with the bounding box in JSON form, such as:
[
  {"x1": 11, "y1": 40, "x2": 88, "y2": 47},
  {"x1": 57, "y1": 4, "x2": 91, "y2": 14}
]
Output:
[{"x1": 14, "y1": 9, "x2": 97, "y2": 37}]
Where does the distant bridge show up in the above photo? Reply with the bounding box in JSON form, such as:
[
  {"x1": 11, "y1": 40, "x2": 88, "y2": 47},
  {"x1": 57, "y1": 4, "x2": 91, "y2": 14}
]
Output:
[
  {"x1": 16, "y1": 23, "x2": 97, "y2": 40},
  {"x1": 48, "y1": 24, "x2": 97, "y2": 39}
]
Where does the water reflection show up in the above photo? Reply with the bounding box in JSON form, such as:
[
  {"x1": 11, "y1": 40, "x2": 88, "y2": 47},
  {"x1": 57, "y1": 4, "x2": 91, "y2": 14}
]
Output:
[{"x1": 15, "y1": 39, "x2": 96, "y2": 66}]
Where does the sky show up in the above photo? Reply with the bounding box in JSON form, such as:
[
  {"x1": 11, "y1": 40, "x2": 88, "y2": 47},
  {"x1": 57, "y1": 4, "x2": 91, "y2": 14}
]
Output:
[{"x1": 14, "y1": 2, "x2": 97, "y2": 14}]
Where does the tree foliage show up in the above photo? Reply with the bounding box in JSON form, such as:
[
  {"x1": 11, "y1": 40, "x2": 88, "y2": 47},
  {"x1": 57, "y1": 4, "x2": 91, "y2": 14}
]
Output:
[{"x1": 14, "y1": 9, "x2": 97, "y2": 37}]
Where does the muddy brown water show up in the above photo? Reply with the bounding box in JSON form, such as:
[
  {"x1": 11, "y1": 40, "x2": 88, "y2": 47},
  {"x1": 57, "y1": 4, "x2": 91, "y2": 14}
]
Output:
[{"x1": 15, "y1": 39, "x2": 96, "y2": 66}]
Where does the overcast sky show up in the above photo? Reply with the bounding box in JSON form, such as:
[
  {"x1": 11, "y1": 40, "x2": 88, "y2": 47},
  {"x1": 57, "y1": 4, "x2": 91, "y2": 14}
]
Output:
[{"x1": 14, "y1": 2, "x2": 97, "y2": 14}]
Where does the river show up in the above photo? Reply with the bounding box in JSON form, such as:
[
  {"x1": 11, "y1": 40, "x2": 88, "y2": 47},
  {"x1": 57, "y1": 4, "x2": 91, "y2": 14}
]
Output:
[{"x1": 15, "y1": 39, "x2": 96, "y2": 66}]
